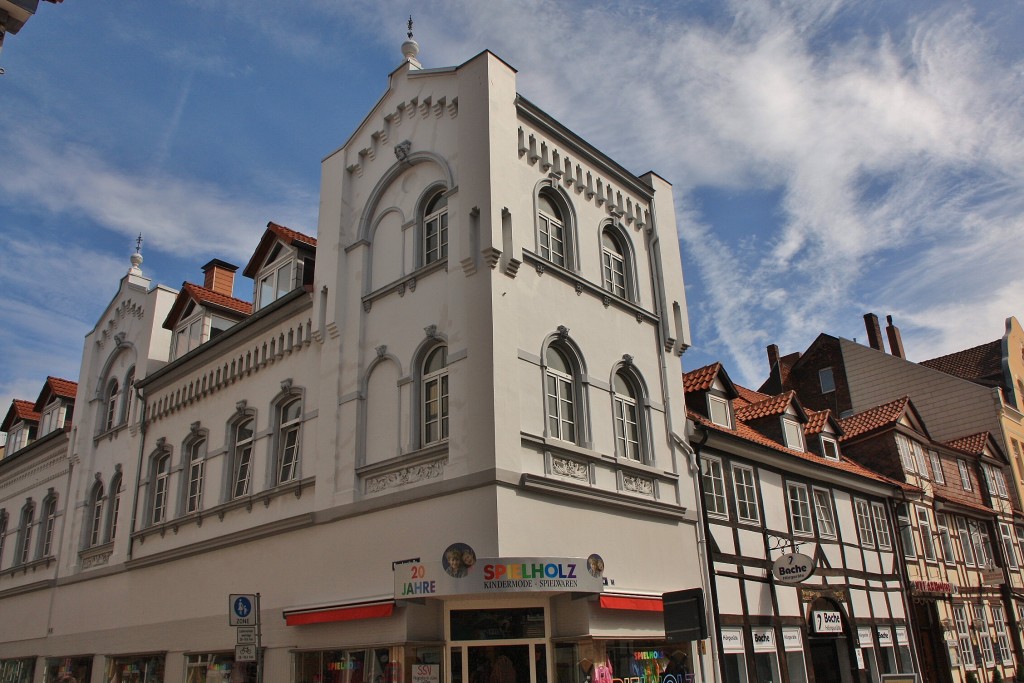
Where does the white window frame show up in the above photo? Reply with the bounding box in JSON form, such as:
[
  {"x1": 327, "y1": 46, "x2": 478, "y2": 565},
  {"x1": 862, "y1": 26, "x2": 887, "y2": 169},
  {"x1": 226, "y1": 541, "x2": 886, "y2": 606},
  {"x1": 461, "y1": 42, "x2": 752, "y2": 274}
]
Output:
[
  {"x1": 957, "y1": 516, "x2": 977, "y2": 566},
  {"x1": 855, "y1": 499, "x2": 875, "y2": 548},
  {"x1": 896, "y1": 434, "x2": 916, "y2": 473},
  {"x1": 812, "y1": 488, "x2": 837, "y2": 538},
  {"x1": 937, "y1": 513, "x2": 956, "y2": 566},
  {"x1": 998, "y1": 522, "x2": 1018, "y2": 569},
  {"x1": 782, "y1": 417, "x2": 804, "y2": 452},
  {"x1": 916, "y1": 506, "x2": 937, "y2": 561},
  {"x1": 612, "y1": 373, "x2": 642, "y2": 461},
  {"x1": 993, "y1": 469, "x2": 1009, "y2": 499},
  {"x1": 231, "y1": 418, "x2": 255, "y2": 499},
  {"x1": 104, "y1": 379, "x2": 119, "y2": 431},
  {"x1": 958, "y1": 459, "x2": 973, "y2": 490},
  {"x1": 732, "y1": 464, "x2": 759, "y2": 524},
  {"x1": 39, "y1": 496, "x2": 56, "y2": 558},
  {"x1": 872, "y1": 503, "x2": 892, "y2": 550},
  {"x1": 277, "y1": 398, "x2": 302, "y2": 483},
  {"x1": 17, "y1": 503, "x2": 33, "y2": 565},
  {"x1": 256, "y1": 255, "x2": 295, "y2": 310},
  {"x1": 912, "y1": 440, "x2": 929, "y2": 479},
  {"x1": 818, "y1": 367, "x2": 835, "y2": 393},
  {"x1": 537, "y1": 192, "x2": 568, "y2": 267},
  {"x1": 820, "y1": 436, "x2": 840, "y2": 461},
  {"x1": 151, "y1": 453, "x2": 170, "y2": 525},
  {"x1": 974, "y1": 604, "x2": 995, "y2": 666},
  {"x1": 929, "y1": 450, "x2": 944, "y2": 484},
  {"x1": 701, "y1": 457, "x2": 728, "y2": 518},
  {"x1": 991, "y1": 604, "x2": 1012, "y2": 664},
  {"x1": 897, "y1": 503, "x2": 916, "y2": 558},
  {"x1": 423, "y1": 191, "x2": 449, "y2": 265},
  {"x1": 601, "y1": 231, "x2": 627, "y2": 298},
  {"x1": 108, "y1": 474, "x2": 122, "y2": 542},
  {"x1": 172, "y1": 313, "x2": 205, "y2": 360},
  {"x1": 953, "y1": 605, "x2": 976, "y2": 669},
  {"x1": 707, "y1": 394, "x2": 731, "y2": 428},
  {"x1": 545, "y1": 347, "x2": 577, "y2": 444},
  {"x1": 185, "y1": 439, "x2": 206, "y2": 514},
  {"x1": 787, "y1": 483, "x2": 813, "y2": 536}
]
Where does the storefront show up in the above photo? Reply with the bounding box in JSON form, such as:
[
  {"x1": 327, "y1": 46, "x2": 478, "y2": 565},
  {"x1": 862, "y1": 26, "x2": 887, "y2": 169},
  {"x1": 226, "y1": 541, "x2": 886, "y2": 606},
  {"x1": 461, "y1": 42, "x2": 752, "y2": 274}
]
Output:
[
  {"x1": 105, "y1": 653, "x2": 166, "y2": 683},
  {"x1": 185, "y1": 652, "x2": 258, "y2": 683},
  {"x1": 43, "y1": 656, "x2": 93, "y2": 683},
  {"x1": 0, "y1": 658, "x2": 34, "y2": 683}
]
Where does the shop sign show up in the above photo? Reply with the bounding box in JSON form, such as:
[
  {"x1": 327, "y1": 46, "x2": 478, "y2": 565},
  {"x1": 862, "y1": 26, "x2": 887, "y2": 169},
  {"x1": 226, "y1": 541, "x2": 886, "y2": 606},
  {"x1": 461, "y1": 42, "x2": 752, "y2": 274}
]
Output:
[
  {"x1": 394, "y1": 546, "x2": 605, "y2": 598},
  {"x1": 911, "y1": 580, "x2": 953, "y2": 596},
  {"x1": 855, "y1": 649, "x2": 865, "y2": 670},
  {"x1": 857, "y1": 627, "x2": 872, "y2": 646},
  {"x1": 771, "y1": 553, "x2": 815, "y2": 584},
  {"x1": 982, "y1": 569, "x2": 1005, "y2": 587},
  {"x1": 877, "y1": 627, "x2": 893, "y2": 646},
  {"x1": 812, "y1": 611, "x2": 842, "y2": 634},
  {"x1": 751, "y1": 627, "x2": 775, "y2": 652},
  {"x1": 721, "y1": 629, "x2": 745, "y2": 653},
  {"x1": 411, "y1": 664, "x2": 439, "y2": 683},
  {"x1": 895, "y1": 627, "x2": 909, "y2": 646},
  {"x1": 782, "y1": 628, "x2": 803, "y2": 652}
]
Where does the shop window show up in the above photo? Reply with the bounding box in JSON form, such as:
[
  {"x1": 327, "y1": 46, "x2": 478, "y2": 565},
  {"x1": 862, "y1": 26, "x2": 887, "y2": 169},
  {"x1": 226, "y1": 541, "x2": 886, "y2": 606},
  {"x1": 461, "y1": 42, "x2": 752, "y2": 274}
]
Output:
[
  {"x1": 105, "y1": 654, "x2": 165, "y2": 683},
  {"x1": 812, "y1": 489, "x2": 836, "y2": 538},
  {"x1": 732, "y1": 465, "x2": 759, "y2": 523},
  {"x1": 185, "y1": 652, "x2": 257, "y2": 683},
  {"x1": 701, "y1": 456, "x2": 728, "y2": 518},
  {"x1": 421, "y1": 346, "x2": 449, "y2": 447},
  {"x1": 293, "y1": 647, "x2": 406, "y2": 683},
  {"x1": 720, "y1": 629, "x2": 748, "y2": 683},
  {"x1": 43, "y1": 656, "x2": 92, "y2": 683},
  {"x1": 421, "y1": 189, "x2": 449, "y2": 265},
  {"x1": 894, "y1": 627, "x2": 913, "y2": 673},
  {"x1": 781, "y1": 628, "x2": 808, "y2": 683},
  {"x1": 0, "y1": 658, "x2": 35, "y2": 683}
]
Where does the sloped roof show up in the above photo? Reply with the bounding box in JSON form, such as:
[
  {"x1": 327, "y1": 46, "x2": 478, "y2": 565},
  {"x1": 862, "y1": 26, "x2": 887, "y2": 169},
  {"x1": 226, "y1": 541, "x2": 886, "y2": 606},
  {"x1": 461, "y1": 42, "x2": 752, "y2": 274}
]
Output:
[
  {"x1": 920, "y1": 340, "x2": 1002, "y2": 384},
  {"x1": 734, "y1": 384, "x2": 770, "y2": 407},
  {"x1": 943, "y1": 432, "x2": 990, "y2": 456},
  {"x1": 735, "y1": 390, "x2": 806, "y2": 422},
  {"x1": 2, "y1": 399, "x2": 40, "y2": 432},
  {"x1": 683, "y1": 363, "x2": 720, "y2": 392},
  {"x1": 162, "y1": 282, "x2": 253, "y2": 330},
  {"x1": 838, "y1": 396, "x2": 910, "y2": 440},
  {"x1": 33, "y1": 376, "x2": 78, "y2": 411},
  {"x1": 934, "y1": 491, "x2": 995, "y2": 516},
  {"x1": 242, "y1": 222, "x2": 318, "y2": 278},
  {"x1": 804, "y1": 409, "x2": 843, "y2": 437}
]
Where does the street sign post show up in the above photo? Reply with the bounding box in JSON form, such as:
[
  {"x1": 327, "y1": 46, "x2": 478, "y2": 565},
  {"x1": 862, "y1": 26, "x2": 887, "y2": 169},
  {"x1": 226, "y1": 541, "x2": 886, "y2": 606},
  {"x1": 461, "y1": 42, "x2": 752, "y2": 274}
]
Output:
[
  {"x1": 235, "y1": 644, "x2": 257, "y2": 662},
  {"x1": 229, "y1": 594, "x2": 257, "y2": 626},
  {"x1": 236, "y1": 626, "x2": 257, "y2": 645},
  {"x1": 229, "y1": 593, "x2": 262, "y2": 682}
]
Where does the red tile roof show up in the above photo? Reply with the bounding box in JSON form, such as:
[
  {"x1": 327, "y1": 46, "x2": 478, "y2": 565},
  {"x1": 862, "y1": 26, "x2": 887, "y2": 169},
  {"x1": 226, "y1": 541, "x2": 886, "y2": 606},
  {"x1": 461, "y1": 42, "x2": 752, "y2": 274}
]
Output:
[
  {"x1": 920, "y1": 340, "x2": 1002, "y2": 383},
  {"x1": 838, "y1": 396, "x2": 910, "y2": 440},
  {"x1": 2, "y1": 399, "x2": 40, "y2": 432},
  {"x1": 734, "y1": 384, "x2": 770, "y2": 407},
  {"x1": 243, "y1": 221, "x2": 318, "y2": 279},
  {"x1": 682, "y1": 363, "x2": 721, "y2": 393},
  {"x1": 934, "y1": 492, "x2": 995, "y2": 515},
  {"x1": 943, "y1": 432, "x2": 990, "y2": 456},
  {"x1": 46, "y1": 377, "x2": 78, "y2": 399},
  {"x1": 804, "y1": 409, "x2": 838, "y2": 436},
  {"x1": 735, "y1": 390, "x2": 797, "y2": 421},
  {"x1": 689, "y1": 409, "x2": 912, "y2": 490},
  {"x1": 163, "y1": 282, "x2": 253, "y2": 330}
]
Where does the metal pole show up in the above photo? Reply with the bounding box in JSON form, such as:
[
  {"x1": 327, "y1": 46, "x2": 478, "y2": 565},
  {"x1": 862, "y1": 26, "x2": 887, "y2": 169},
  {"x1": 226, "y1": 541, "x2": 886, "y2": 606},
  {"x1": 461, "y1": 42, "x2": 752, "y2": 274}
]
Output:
[{"x1": 257, "y1": 592, "x2": 263, "y2": 683}]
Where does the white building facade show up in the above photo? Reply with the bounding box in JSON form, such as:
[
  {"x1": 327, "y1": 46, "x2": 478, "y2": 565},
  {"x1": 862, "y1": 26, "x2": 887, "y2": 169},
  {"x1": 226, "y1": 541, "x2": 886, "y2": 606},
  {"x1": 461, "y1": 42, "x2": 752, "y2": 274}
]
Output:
[{"x1": 0, "y1": 44, "x2": 706, "y2": 683}]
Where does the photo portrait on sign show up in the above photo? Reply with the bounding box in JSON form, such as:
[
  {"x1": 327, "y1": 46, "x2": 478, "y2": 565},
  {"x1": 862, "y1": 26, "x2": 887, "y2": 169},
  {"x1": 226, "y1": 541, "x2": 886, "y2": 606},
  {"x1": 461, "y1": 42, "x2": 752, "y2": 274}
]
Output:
[
  {"x1": 587, "y1": 554, "x2": 605, "y2": 578},
  {"x1": 443, "y1": 543, "x2": 477, "y2": 578}
]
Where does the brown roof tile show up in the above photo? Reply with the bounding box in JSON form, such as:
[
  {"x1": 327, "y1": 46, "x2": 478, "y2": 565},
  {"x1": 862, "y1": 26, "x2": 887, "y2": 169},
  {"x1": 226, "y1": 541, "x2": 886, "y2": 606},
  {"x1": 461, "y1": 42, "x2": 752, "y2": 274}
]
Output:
[
  {"x1": 920, "y1": 340, "x2": 1002, "y2": 383},
  {"x1": 804, "y1": 409, "x2": 833, "y2": 436},
  {"x1": 838, "y1": 396, "x2": 909, "y2": 440},
  {"x1": 735, "y1": 390, "x2": 797, "y2": 421},
  {"x1": 2, "y1": 399, "x2": 40, "y2": 432},
  {"x1": 683, "y1": 363, "x2": 721, "y2": 393},
  {"x1": 733, "y1": 384, "x2": 770, "y2": 408},
  {"x1": 243, "y1": 222, "x2": 317, "y2": 279},
  {"x1": 944, "y1": 432, "x2": 990, "y2": 456},
  {"x1": 163, "y1": 283, "x2": 253, "y2": 330},
  {"x1": 46, "y1": 377, "x2": 78, "y2": 399}
]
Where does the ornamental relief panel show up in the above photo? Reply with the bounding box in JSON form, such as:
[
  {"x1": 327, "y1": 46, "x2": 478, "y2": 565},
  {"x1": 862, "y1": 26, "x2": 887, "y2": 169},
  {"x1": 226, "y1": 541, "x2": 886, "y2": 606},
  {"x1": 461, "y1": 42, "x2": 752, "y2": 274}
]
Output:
[{"x1": 365, "y1": 457, "x2": 447, "y2": 494}]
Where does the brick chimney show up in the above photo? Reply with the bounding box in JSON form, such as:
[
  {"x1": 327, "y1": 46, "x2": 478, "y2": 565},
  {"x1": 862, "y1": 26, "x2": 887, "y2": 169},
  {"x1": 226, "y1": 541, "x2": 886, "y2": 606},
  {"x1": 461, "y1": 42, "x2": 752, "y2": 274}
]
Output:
[
  {"x1": 767, "y1": 344, "x2": 780, "y2": 371},
  {"x1": 886, "y1": 315, "x2": 906, "y2": 359},
  {"x1": 863, "y1": 313, "x2": 886, "y2": 352},
  {"x1": 202, "y1": 259, "x2": 238, "y2": 297}
]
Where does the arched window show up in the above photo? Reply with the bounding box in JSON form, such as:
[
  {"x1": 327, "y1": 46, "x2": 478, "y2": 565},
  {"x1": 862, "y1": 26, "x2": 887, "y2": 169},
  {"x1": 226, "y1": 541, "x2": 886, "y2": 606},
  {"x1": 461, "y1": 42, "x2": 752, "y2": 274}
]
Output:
[
  {"x1": 422, "y1": 346, "x2": 449, "y2": 446},
  {"x1": 108, "y1": 471, "x2": 123, "y2": 542},
  {"x1": 0, "y1": 510, "x2": 8, "y2": 568},
  {"x1": 277, "y1": 399, "x2": 301, "y2": 484},
  {"x1": 601, "y1": 228, "x2": 633, "y2": 299},
  {"x1": 185, "y1": 438, "x2": 207, "y2": 513},
  {"x1": 88, "y1": 481, "x2": 105, "y2": 547},
  {"x1": 545, "y1": 347, "x2": 577, "y2": 443},
  {"x1": 150, "y1": 452, "x2": 171, "y2": 525},
  {"x1": 537, "y1": 191, "x2": 568, "y2": 267},
  {"x1": 104, "y1": 379, "x2": 119, "y2": 431},
  {"x1": 16, "y1": 501, "x2": 34, "y2": 565},
  {"x1": 422, "y1": 190, "x2": 449, "y2": 265},
  {"x1": 612, "y1": 373, "x2": 640, "y2": 460},
  {"x1": 121, "y1": 366, "x2": 136, "y2": 423},
  {"x1": 231, "y1": 418, "x2": 255, "y2": 499},
  {"x1": 39, "y1": 493, "x2": 57, "y2": 558}
]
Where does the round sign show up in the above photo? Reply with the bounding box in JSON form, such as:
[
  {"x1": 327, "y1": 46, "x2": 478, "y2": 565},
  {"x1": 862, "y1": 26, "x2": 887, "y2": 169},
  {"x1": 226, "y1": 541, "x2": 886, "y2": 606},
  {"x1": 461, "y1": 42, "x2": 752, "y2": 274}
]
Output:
[
  {"x1": 233, "y1": 596, "x2": 253, "y2": 618},
  {"x1": 771, "y1": 552, "x2": 815, "y2": 583}
]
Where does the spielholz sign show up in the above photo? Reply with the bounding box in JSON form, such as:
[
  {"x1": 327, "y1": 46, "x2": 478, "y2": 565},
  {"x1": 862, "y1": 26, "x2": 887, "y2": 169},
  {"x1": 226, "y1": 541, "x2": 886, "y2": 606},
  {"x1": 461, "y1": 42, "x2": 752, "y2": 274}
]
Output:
[{"x1": 771, "y1": 552, "x2": 815, "y2": 584}]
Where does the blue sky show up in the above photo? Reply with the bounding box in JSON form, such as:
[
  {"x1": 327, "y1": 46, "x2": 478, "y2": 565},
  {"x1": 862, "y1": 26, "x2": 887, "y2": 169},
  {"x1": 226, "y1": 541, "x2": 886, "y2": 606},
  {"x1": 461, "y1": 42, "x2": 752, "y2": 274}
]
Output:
[{"x1": 1, "y1": 0, "x2": 1023, "y2": 423}]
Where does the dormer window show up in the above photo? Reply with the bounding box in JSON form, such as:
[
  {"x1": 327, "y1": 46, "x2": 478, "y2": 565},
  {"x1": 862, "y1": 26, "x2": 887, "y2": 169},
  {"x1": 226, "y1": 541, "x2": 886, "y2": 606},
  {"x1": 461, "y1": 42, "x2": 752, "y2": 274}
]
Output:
[
  {"x1": 256, "y1": 244, "x2": 294, "y2": 310},
  {"x1": 173, "y1": 312, "x2": 204, "y2": 360},
  {"x1": 707, "y1": 395, "x2": 731, "y2": 428},
  {"x1": 782, "y1": 417, "x2": 804, "y2": 452},
  {"x1": 6, "y1": 424, "x2": 31, "y2": 454},
  {"x1": 39, "y1": 399, "x2": 68, "y2": 436},
  {"x1": 820, "y1": 436, "x2": 840, "y2": 461}
]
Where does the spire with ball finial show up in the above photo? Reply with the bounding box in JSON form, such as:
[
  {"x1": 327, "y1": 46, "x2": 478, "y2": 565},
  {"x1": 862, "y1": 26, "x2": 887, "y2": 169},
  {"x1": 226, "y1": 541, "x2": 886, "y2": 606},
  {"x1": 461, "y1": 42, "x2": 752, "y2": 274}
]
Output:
[
  {"x1": 401, "y1": 15, "x2": 421, "y2": 68},
  {"x1": 129, "y1": 233, "x2": 144, "y2": 275}
]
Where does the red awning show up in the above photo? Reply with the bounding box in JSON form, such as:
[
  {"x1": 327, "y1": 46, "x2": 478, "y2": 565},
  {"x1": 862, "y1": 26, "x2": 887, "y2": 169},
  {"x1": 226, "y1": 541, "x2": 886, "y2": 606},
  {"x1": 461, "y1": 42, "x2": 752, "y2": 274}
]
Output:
[
  {"x1": 599, "y1": 595, "x2": 664, "y2": 612},
  {"x1": 284, "y1": 601, "x2": 395, "y2": 626}
]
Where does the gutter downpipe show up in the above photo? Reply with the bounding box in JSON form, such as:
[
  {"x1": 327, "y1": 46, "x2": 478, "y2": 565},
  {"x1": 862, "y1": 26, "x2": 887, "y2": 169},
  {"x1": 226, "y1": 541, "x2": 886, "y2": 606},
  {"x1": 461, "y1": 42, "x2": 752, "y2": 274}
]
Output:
[
  {"x1": 127, "y1": 383, "x2": 148, "y2": 561},
  {"x1": 678, "y1": 424, "x2": 722, "y2": 683}
]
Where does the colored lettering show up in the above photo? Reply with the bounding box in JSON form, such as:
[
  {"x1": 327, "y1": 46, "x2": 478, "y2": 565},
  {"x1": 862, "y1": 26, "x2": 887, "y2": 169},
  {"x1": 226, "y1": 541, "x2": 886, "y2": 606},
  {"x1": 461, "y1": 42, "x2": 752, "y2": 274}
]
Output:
[{"x1": 402, "y1": 580, "x2": 436, "y2": 595}]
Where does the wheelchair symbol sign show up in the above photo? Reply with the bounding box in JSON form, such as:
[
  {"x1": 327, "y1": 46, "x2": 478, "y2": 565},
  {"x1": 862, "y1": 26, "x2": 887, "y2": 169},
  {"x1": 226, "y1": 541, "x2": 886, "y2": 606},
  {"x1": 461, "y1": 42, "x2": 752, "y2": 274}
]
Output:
[{"x1": 229, "y1": 594, "x2": 257, "y2": 625}]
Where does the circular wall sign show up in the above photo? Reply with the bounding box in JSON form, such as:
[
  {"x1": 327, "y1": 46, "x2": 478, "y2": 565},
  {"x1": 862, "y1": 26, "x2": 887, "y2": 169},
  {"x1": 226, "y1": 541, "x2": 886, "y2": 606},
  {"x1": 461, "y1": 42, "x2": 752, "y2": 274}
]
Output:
[{"x1": 771, "y1": 552, "x2": 815, "y2": 583}]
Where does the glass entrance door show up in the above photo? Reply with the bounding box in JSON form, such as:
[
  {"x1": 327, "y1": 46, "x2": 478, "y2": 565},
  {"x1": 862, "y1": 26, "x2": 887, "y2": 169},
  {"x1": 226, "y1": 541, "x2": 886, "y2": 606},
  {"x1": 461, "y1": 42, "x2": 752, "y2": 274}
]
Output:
[{"x1": 450, "y1": 645, "x2": 546, "y2": 683}]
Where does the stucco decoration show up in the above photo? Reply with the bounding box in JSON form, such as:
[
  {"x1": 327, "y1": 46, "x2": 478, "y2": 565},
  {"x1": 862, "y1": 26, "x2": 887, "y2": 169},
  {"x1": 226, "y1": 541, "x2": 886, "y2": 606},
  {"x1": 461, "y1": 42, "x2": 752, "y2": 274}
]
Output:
[
  {"x1": 551, "y1": 456, "x2": 588, "y2": 482},
  {"x1": 365, "y1": 457, "x2": 447, "y2": 493}
]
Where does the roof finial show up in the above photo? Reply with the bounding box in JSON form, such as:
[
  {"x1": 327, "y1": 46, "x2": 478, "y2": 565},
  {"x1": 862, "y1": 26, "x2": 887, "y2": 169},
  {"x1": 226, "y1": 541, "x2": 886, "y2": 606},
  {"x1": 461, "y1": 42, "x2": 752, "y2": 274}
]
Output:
[
  {"x1": 401, "y1": 15, "x2": 421, "y2": 67},
  {"x1": 129, "y1": 233, "x2": 144, "y2": 275}
]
